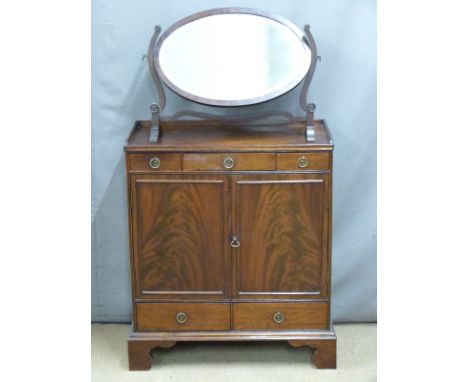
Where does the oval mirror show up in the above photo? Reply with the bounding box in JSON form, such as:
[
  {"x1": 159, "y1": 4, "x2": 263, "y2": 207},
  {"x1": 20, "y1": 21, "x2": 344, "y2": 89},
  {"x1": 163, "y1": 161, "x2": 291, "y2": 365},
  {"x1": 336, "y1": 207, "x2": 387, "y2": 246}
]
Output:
[{"x1": 153, "y1": 8, "x2": 313, "y2": 107}]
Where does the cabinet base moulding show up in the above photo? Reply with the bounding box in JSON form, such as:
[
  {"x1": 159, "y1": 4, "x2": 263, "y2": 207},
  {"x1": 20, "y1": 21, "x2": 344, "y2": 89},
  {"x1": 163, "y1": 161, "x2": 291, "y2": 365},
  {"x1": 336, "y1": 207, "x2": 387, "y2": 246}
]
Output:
[{"x1": 128, "y1": 323, "x2": 337, "y2": 370}]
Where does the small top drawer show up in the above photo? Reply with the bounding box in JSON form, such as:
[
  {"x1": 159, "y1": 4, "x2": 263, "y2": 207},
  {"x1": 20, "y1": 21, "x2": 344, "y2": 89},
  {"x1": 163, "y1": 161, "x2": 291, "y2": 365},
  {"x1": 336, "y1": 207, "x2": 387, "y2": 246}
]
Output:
[
  {"x1": 277, "y1": 152, "x2": 330, "y2": 171},
  {"x1": 127, "y1": 153, "x2": 182, "y2": 172},
  {"x1": 183, "y1": 153, "x2": 276, "y2": 171}
]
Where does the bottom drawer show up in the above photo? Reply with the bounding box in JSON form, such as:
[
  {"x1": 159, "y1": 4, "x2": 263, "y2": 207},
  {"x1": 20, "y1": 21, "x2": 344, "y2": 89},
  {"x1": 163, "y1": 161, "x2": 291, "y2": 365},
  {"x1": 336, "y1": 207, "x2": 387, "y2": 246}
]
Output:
[
  {"x1": 136, "y1": 303, "x2": 230, "y2": 331},
  {"x1": 233, "y1": 302, "x2": 328, "y2": 330}
]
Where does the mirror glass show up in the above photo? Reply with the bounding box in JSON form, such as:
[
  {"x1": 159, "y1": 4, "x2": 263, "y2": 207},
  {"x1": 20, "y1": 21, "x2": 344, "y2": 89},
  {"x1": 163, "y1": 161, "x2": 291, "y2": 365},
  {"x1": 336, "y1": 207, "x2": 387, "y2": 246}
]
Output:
[{"x1": 154, "y1": 11, "x2": 312, "y2": 106}]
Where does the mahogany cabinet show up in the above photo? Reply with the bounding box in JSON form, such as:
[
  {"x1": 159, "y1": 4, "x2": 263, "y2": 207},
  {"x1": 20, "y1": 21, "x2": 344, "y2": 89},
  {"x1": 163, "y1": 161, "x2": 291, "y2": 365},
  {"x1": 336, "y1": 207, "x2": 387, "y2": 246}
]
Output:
[{"x1": 125, "y1": 120, "x2": 336, "y2": 370}]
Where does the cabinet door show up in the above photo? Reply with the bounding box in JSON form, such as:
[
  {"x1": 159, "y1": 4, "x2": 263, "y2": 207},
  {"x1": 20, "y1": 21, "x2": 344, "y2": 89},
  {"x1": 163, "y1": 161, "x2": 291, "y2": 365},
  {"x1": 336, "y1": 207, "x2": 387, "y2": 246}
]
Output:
[
  {"x1": 232, "y1": 174, "x2": 330, "y2": 300},
  {"x1": 129, "y1": 174, "x2": 230, "y2": 300}
]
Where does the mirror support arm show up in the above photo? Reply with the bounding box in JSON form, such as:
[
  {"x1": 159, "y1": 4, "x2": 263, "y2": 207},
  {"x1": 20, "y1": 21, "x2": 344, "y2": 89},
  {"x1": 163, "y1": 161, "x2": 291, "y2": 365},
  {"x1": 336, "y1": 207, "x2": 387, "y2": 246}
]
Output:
[
  {"x1": 149, "y1": 104, "x2": 160, "y2": 143},
  {"x1": 305, "y1": 104, "x2": 316, "y2": 143},
  {"x1": 147, "y1": 26, "x2": 166, "y2": 143},
  {"x1": 301, "y1": 25, "x2": 320, "y2": 143}
]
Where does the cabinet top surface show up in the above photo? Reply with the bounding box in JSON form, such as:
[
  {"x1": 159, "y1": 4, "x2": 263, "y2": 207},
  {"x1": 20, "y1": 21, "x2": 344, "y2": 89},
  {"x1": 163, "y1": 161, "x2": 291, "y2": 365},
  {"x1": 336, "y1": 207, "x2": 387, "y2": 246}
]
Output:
[{"x1": 125, "y1": 119, "x2": 334, "y2": 152}]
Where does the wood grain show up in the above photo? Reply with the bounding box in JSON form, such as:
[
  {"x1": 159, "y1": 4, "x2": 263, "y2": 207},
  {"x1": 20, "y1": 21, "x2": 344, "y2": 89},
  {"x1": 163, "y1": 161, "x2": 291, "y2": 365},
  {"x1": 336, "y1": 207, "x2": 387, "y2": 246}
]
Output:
[
  {"x1": 129, "y1": 328, "x2": 337, "y2": 342},
  {"x1": 183, "y1": 153, "x2": 276, "y2": 171},
  {"x1": 128, "y1": 340, "x2": 176, "y2": 370},
  {"x1": 125, "y1": 117, "x2": 336, "y2": 371},
  {"x1": 125, "y1": 119, "x2": 334, "y2": 152},
  {"x1": 232, "y1": 174, "x2": 329, "y2": 299},
  {"x1": 136, "y1": 302, "x2": 230, "y2": 331},
  {"x1": 127, "y1": 326, "x2": 337, "y2": 369},
  {"x1": 289, "y1": 339, "x2": 337, "y2": 369},
  {"x1": 233, "y1": 302, "x2": 328, "y2": 330},
  {"x1": 127, "y1": 153, "x2": 182, "y2": 172},
  {"x1": 130, "y1": 174, "x2": 230, "y2": 299},
  {"x1": 277, "y1": 152, "x2": 330, "y2": 171}
]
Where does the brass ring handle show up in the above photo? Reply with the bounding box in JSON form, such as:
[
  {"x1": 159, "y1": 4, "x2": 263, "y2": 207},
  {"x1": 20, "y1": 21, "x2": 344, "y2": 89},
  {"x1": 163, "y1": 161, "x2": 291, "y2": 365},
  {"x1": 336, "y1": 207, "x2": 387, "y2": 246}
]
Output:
[
  {"x1": 297, "y1": 156, "x2": 309, "y2": 168},
  {"x1": 149, "y1": 157, "x2": 161, "y2": 169},
  {"x1": 176, "y1": 312, "x2": 187, "y2": 324},
  {"x1": 273, "y1": 312, "x2": 285, "y2": 324},
  {"x1": 231, "y1": 235, "x2": 240, "y2": 248},
  {"x1": 223, "y1": 157, "x2": 235, "y2": 169}
]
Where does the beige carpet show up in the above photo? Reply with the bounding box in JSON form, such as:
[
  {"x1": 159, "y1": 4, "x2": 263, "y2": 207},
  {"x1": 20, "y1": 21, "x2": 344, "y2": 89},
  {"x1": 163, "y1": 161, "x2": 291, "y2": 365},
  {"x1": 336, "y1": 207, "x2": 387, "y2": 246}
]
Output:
[{"x1": 92, "y1": 324, "x2": 376, "y2": 382}]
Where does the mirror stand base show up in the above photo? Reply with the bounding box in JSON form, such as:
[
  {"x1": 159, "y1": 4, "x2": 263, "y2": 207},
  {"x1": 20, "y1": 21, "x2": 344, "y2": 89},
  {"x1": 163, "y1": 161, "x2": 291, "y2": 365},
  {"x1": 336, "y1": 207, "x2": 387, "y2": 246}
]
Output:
[
  {"x1": 149, "y1": 125, "x2": 160, "y2": 143},
  {"x1": 306, "y1": 124, "x2": 315, "y2": 142}
]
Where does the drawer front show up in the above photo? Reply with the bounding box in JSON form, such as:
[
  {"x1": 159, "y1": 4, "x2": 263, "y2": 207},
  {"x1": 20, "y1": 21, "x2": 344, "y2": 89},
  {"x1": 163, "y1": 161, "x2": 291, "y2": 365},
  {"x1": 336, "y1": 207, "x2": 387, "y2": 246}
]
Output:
[
  {"x1": 277, "y1": 152, "x2": 330, "y2": 171},
  {"x1": 183, "y1": 153, "x2": 276, "y2": 171},
  {"x1": 136, "y1": 303, "x2": 230, "y2": 331},
  {"x1": 127, "y1": 153, "x2": 182, "y2": 172},
  {"x1": 233, "y1": 302, "x2": 328, "y2": 330}
]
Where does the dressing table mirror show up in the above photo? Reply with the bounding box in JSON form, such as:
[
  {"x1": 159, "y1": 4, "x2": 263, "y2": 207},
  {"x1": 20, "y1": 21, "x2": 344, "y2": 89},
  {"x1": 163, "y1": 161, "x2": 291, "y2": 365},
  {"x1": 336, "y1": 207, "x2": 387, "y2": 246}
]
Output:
[{"x1": 125, "y1": 8, "x2": 336, "y2": 370}]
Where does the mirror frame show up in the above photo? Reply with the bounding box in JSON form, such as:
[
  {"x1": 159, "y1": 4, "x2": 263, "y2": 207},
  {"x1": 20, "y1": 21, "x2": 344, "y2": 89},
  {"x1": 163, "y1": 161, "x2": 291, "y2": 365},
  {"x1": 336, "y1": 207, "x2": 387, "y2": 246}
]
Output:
[{"x1": 151, "y1": 7, "x2": 314, "y2": 107}]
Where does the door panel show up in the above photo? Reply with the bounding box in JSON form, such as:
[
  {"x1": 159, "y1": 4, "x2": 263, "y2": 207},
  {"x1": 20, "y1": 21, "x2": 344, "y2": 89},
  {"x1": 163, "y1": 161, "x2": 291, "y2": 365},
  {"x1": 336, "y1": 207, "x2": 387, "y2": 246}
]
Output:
[
  {"x1": 232, "y1": 174, "x2": 329, "y2": 300},
  {"x1": 130, "y1": 174, "x2": 230, "y2": 300}
]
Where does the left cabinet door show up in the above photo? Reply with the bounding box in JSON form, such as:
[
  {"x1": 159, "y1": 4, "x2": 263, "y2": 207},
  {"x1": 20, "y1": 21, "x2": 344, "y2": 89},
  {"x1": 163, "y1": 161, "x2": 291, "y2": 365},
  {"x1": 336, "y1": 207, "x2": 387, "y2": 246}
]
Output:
[{"x1": 129, "y1": 174, "x2": 230, "y2": 300}]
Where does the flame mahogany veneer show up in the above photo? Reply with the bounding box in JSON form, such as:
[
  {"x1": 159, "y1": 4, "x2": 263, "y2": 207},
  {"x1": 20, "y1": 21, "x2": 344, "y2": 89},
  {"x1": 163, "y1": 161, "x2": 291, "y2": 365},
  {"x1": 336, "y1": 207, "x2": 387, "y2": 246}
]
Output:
[{"x1": 125, "y1": 120, "x2": 337, "y2": 370}]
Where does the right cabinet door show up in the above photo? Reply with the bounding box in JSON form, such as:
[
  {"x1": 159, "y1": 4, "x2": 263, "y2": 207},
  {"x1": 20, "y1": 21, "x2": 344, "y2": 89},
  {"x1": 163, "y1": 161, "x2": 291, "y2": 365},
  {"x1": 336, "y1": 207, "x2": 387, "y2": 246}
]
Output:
[{"x1": 232, "y1": 173, "x2": 331, "y2": 300}]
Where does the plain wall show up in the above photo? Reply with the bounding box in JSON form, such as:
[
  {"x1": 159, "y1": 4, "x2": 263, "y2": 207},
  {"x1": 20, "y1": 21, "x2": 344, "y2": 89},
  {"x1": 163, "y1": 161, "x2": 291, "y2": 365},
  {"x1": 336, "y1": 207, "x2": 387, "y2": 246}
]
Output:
[{"x1": 92, "y1": 0, "x2": 376, "y2": 323}]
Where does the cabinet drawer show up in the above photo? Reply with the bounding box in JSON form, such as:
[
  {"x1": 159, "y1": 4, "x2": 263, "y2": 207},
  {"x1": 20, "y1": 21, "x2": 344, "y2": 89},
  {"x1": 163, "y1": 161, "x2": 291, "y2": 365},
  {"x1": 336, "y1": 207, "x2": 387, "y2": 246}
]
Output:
[
  {"x1": 136, "y1": 303, "x2": 230, "y2": 331},
  {"x1": 183, "y1": 153, "x2": 276, "y2": 171},
  {"x1": 277, "y1": 152, "x2": 330, "y2": 171},
  {"x1": 127, "y1": 153, "x2": 182, "y2": 172},
  {"x1": 233, "y1": 302, "x2": 328, "y2": 330}
]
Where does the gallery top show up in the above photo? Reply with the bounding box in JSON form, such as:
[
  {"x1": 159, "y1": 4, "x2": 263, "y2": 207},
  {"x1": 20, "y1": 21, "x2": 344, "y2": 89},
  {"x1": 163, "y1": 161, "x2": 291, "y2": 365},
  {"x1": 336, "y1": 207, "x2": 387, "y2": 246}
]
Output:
[{"x1": 125, "y1": 119, "x2": 333, "y2": 153}]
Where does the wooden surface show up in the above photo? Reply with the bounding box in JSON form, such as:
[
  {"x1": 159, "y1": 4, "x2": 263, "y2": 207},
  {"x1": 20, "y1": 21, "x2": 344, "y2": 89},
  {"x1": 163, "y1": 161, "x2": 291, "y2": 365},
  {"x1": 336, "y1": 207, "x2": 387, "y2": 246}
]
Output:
[
  {"x1": 127, "y1": 325, "x2": 337, "y2": 370},
  {"x1": 277, "y1": 152, "x2": 330, "y2": 170},
  {"x1": 289, "y1": 338, "x2": 337, "y2": 369},
  {"x1": 232, "y1": 302, "x2": 328, "y2": 330},
  {"x1": 183, "y1": 153, "x2": 276, "y2": 171},
  {"x1": 136, "y1": 302, "x2": 230, "y2": 331},
  {"x1": 128, "y1": 153, "x2": 182, "y2": 172},
  {"x1": 127, "y1": 151, "x2": 331, "y2": 173},
  {"x1": 125, "y1": 119, "x2": 333, "y2": 152},
  {"x1": 232, "y1": 174, "x2": 329, "y2": 300},
  {"x1": 125, "y1": 119, "x2": 336, "y2": 370},
  {"x1": 130, "y1": 174, "x2": 230, "y2": 300},
  {"x1": 128, "y1": 340, "x2": 176, "y2": 370}
]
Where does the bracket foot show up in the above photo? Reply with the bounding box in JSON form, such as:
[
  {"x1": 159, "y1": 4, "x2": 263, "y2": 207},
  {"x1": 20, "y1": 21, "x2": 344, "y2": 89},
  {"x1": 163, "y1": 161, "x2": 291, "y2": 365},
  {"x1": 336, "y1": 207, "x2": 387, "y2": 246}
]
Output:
[
  {"x1": 128, "y1": 339, "x2": 177, "y2": 371},
  {"x1": 288, "y1": 338, "x2": 337, "y2": 369}
]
